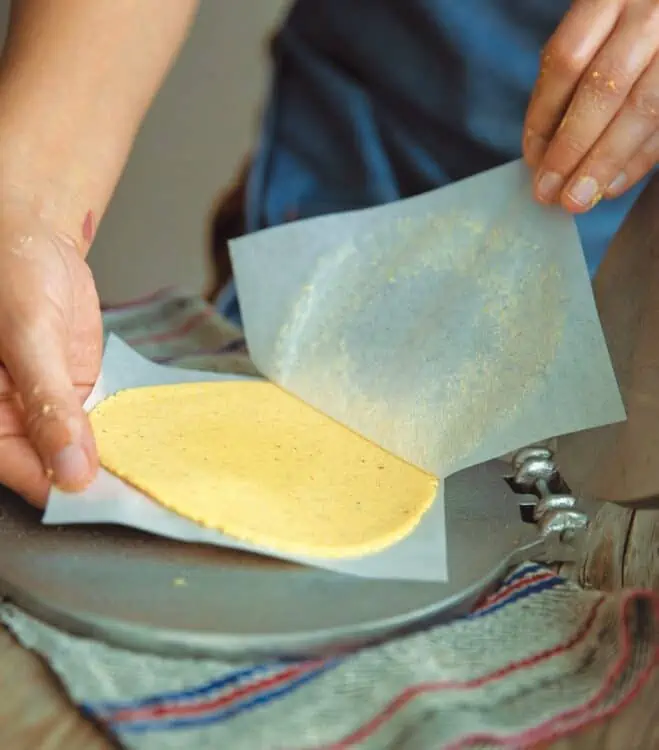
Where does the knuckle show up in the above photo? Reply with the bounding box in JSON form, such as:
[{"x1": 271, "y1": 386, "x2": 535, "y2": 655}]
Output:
[
  {"x1": 25, "y1": 399, "x2": 61, "y2": 432},
  {"x1": 23, "y1": 395, "x2": 69, "y2": 447},
  {"x1": 544, "y1": 41, "x2": 585, "y2": 79},
  {"x1": 552, "y1": 130, "x2": 590, "y2": 162},
  {"x1": 584, "y1": 62, "x2": 629, "y2": 103}
]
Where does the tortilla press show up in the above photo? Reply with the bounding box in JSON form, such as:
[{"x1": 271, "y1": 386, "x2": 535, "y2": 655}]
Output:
[
  {"x1": 2, "y1": 174, "x2": 658, "y2": 661},
  {"x1": 0, "y1": 446, "x2": 593, "y2": 660}
]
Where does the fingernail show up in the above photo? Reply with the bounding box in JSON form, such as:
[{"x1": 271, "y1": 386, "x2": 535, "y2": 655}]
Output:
[
  {"x1": 525, "y1": 132, "x2": 547, "y2": 166},
  {"x1": 536, "y1": 171, "x2": 563, "y2": 201},
  {"x1": 568, "y1": 176, "x2": 600, "y2": 207},
  {"x1": 51, "y1": 444, "x2": 90, "y2": 488},
  {"x1": 607, "y1": 172, "x2": 627, "y2": 194}
]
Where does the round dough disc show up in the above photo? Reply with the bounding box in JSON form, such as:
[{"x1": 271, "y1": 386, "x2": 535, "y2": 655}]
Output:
[{"x1": 90, "y1": 381, "x2": 438, "y2": 558}]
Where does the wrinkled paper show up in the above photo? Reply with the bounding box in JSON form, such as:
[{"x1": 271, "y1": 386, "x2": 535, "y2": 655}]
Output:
[
  {"x1": 231, "y1": 160, "x2": 625, "y2": 477},
  {"x1": 44, "y1": 336, "x2": 448, "y2": 582}
]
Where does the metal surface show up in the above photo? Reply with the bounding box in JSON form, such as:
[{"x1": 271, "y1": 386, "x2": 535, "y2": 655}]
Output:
[
  {"x1": 510, "y1": 447, "x2": 590, "y2": 545},
  {"x1": 0, "y1": 458, "x2": 573, "y2": 660}
]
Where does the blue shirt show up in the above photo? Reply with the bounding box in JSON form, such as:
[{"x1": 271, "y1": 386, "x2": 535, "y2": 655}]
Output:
[{"x1": 219, "y1": 0, "x2": 648, "y2": 323}]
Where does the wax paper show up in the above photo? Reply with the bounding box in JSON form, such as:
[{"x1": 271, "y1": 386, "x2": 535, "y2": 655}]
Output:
[
  {"x1": 230, "y1": 160, "x2": 625, "y2": 477},
  {"x1": 44, "y1": 336, "x2": 448, "y2": 582},
  {"x1": 46, "y1": 160, "x2": 625, "y2": 585}
]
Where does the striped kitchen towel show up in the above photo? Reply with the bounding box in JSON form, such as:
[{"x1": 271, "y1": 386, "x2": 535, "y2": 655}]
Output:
[{"x1": 2, "y1": 288, "x2": 657, "y2": 750}]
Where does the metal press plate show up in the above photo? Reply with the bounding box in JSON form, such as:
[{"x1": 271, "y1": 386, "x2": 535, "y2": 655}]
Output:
[{"x1": 0, "y1": 460, "x2": 540, "y2": 660}]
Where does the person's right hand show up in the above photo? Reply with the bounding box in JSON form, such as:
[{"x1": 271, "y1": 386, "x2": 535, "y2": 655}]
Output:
[{"x1": 0, "y1": 202, "x2": 103, "y2": 507}]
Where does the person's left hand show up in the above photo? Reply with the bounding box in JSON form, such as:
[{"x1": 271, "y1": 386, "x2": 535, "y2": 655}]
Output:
[{"x1": 523, "y1": 0, "x2": 659, "y2": 212}]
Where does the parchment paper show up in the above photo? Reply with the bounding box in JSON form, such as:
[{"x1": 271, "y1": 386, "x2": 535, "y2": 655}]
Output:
[
  {"x1": 44, "y1": 336, "x2": 448, "y2": 582},
  {"x1": 230, "y1": 160, "x2": 625, "y2": 477}
]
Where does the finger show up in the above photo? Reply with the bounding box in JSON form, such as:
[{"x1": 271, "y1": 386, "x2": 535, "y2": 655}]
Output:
[
  {"x1": 604, "y1": 129, "x2": 659, "y2": 198},
  {"x1": 0, "y1": 385, "x2": 94, "y2": 436},
  {"x1": 0, "y1": 365, "x2": 13, "y2": 396},
  {"x1": 0, "y1": 436, "x2": 50, "y2": 508},
  {"x1": 523, "y1": 0, "x2": 622, "y2": 168},
  {"x1": 0, "y1": 319, "x2": 98, "y2": 492},
  {"x1": 0, "y1": 396, "x2": 24, "y2": 436},
  {"x1": 534, "y1": 3, "x2": 659, "y2": 205},
  {"x1": 561, "y1": 54, "x2": 659, "y2": 210}
]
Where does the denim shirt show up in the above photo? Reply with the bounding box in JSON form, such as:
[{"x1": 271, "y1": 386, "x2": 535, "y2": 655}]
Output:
[{"x1": 219, "y1": 0, "x2": 648, "y2": 323}]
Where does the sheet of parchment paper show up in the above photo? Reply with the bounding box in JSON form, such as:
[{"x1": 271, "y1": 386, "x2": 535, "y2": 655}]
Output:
[
  {"x1": 230, "y1": 160, "x2": 625, "y2": 477},
  {"x1": 43, "y1": 336, "x2": 448, "y2": 582}
]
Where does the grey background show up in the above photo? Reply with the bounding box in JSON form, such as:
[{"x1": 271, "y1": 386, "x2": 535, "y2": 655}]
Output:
[{"x1": 0, "y1": 0, "x2": 290, "y2": 301}]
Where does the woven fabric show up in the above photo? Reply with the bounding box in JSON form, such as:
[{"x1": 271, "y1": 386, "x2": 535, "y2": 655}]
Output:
[{"x1": 2, "y1": 288, "x2": 657, "y2": 750}]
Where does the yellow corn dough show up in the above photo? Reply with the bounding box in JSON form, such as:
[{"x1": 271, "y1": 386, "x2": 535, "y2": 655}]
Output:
[{"x1": 90, "y1": 381, "x2": 438, "y2": 558}]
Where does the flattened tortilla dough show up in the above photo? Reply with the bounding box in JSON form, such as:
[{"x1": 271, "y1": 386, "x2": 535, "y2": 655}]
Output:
[{"x1": 90, "y1": 381, "x2": 438, "y2": 558}]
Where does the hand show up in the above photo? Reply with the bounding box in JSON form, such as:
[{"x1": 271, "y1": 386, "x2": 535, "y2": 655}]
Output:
[
  {"x1": 523, "y1": 0, "x2": 659, "y2": 212},
  {"x1": 0, "y1": 202, "x2": 102, "y2": 506}
]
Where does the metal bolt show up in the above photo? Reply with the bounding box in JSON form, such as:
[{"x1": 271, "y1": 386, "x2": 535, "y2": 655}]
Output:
[
  {"x1": 514, "y1": 457, "x2": 557, "y2": 487},
  {"x1": 512, "y1": 446, "x2": 553, "y2": 472},
  {"x1": 533, "y1": 494, "x2": 577, "y2": 521},
  {"x1": 538, "y1": 509, "x2": 589, "y2": 538}
]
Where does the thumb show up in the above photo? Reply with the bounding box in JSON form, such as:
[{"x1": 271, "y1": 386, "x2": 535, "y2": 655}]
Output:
[{"x1": 2, "y1": 320, "x2": 97, "y2": 491}]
